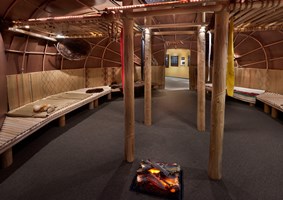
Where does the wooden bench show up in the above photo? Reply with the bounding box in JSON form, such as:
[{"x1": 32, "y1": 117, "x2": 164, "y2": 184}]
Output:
[
  {"x1": 0, "y1": 86, "x2": 111, "y2": 168},
  {"x1": 205, "y1": 83, "x2": 265, "y2": 106},
  {"x1": 256, "y1": 92, "x2": 283, "y2": 119}
]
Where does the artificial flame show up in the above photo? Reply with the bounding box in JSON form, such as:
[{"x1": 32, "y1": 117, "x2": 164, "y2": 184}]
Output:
[{"x1": 148, "y1": 168, "x2": 160, "y2": 174}]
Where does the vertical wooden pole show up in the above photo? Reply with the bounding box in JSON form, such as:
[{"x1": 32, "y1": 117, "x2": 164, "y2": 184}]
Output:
[
  {"x1": 89, "y1": 101, "x2": 94, "y2": 109},
  {"x1": 123, "y1": 0, "x2": 135, "y2": 163},
  {"x1": 107, "y1": 93, "x2": 112, "y2": 100},
  {"x1": 58, "y1": 115, "x2": 66, "y2": 127},
  {"x1": 197, "y1": 26, "x2": 206, "y2": 132},
  {"x1": 1, "y1": 148, "x2": 13, "y2": 168},
  {"x1": 208, "y1": 9, "x2": 229, "y2": 180},
  {"x1": 94, "y1": 99, "x2": 99, "y2": 108},
  {"x1": 264, "y1": 104, "x2": 270, "y2": 114},
  {"x1": 271, "y1": 107, "x2": 278, "y2": 119},
  {"x1": 144, "y1": 16, "x2": 152, "y2": 126}
]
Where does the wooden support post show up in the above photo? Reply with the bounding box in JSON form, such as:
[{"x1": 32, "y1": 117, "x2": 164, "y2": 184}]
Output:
[
  {"x1": 58, "y1": 115, "x2": 66, "y2": 127},
  {"x1": 89, "y1": 101, "x2": 94, "y2": 110},
  {"x1": 1, "y1": 148, "x2": 13, "y2": 168},
  {"x1": 94, "y1": 99, "x2": 99, "y2": 108},
  {"x1": 197, "y1": 26, "x2": 206, "y2": 132},
  {"x1": 271, "y1": 107, "x2": 278, "y2": 119},
  {"x1": 123, "y1": 0, "x2": 135, "y2": 163},
  {"x1": 264, "y1": 104, "x2": 270, "y2": 114},
  {"x1": 189, "y1": 66, "x2": 197, "y2": 91},
  {"x1": 208, "y1": 9, "x2": 229, "y2": 180},
  {"x1": 107, "y1": 93, "x2": 112, "y2": 100},
  {"x1": 144, "y1": 16, "x2": 152, "y2": 126}
]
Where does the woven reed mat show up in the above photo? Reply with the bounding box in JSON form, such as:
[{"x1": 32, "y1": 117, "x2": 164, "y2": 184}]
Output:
[{"x1": 6, "y1": 93, "x2": 92, "y2": 118}]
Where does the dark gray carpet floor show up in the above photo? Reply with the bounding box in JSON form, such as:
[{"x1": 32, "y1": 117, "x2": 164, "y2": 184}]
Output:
[{"x1": 1, "y1": 83, "x2": 283, "y2": 200}]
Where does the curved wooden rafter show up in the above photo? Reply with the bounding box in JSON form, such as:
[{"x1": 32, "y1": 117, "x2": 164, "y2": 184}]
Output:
[
  {"x1": 101, "y1": 39, "x2": 114, "y2": 67},
  {"x1": 234, "y1": 31, "x2": 255, "y2": 49},
  {"x1": 29, "y1": 0, "x2": 54, "y2": 18},
  {"x1": 235, "y1": 33, "x2": 269, "y2": 69},
  {"x1": 3, "y1": 0, "x2": 20, "y2": 19},
  {"x1": 83, "y1": 37, "x2": 109, "y2": 68}
]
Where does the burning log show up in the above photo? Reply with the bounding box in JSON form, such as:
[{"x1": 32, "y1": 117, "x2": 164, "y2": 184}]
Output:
[{"x1": 131, "y1": 159, "x2": 182, "y2": 199}]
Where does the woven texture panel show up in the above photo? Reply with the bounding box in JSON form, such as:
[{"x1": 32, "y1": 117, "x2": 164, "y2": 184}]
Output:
[
  {"x1": 86, "y1": 68, "x2": 104, "y2": 87},
  {"x1": 7, "y1": 69, "x2": 85, "y2": 110}
]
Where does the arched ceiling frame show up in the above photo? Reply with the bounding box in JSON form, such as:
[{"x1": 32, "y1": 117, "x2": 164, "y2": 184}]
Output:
[
  {"x1": 101, "y1": 39, "x2": 121, "y2": 67},
  {"x1": 3, "y1": 0, "x2": 20, "y2": 19},
  {"x1": 82, "y1": 37, "x2": 123, "y2": 68},
  {"x1": 235, "y1": 33, "x2": 269, "y2": 69}
]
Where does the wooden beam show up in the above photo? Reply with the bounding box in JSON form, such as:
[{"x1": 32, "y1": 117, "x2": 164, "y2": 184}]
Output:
[
  {"x1": 130, "y1": 5, "x2": 223, "y2": 18},
  {"x1": 197, "y1": 26, "x2": 206, "y2": 132},
  {"x1": 123, "y1": 0, "x2": 135, "y2": 163},
  {"x1": 142, "y1": 23, "x2": 207, "y2": 29},
  {"x1": 144, "y1": 16, "x2": 152, "y2": 126},
  {"x1": 208, "y1": 9, "x2": 229, "y2": 180},
  {"x1": 152, "y1": 31, "x2": 195, "y2": 36}
]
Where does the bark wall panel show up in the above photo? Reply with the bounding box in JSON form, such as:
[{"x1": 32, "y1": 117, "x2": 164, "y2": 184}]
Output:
[
  {"x1": 266, "y1": 70, "x2": 283, "y2": 94},
  {"x1": 235, "y1": 68, "x2": 266, "y2": 90},
  {"x1": 63, "y1": 59, "x2": 85, "y2": 69},
  {"x1": 91, "y1": 46, "x2": 104, "y2": 57},
  {"x1": 7, "y1": 53, "x2": 23, "y2": 75},
  {"x1": 26, "y1": 55, "x2": 43, "y2": 72},
  {"x1": 9, "y1": 36, "x2": 26, "y2": 51},
  {"x1": 27, "y1": 38, "x2": 45, "y2": 52},
  {"x1": 0, "y1": 33, "x2": 8, "y2": 129},
  {"x1": 44, "y1": 55, "x2": 61, "y2": 71},
  {"x1": 85, "y1": 58, "x2": 101, "y2": 68}
]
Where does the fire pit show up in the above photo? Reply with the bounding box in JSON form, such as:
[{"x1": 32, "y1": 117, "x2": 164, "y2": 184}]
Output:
[{"x1": 131, "y1": 159, "x2": 182, "y2": 199}]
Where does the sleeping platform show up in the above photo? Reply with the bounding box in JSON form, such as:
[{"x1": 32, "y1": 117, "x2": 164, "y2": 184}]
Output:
[
  {"x1": 0, "y1": 69, "x2": 112, "y2": 168},
  {"x1": 205, "y1": 83, "x2": 265, "y2": 105}
]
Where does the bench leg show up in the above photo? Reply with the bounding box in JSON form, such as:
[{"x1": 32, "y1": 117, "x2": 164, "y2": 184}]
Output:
[
  {"x1": 89, "y1": 101, "x2": 94, "y2": 110},
  {"x1": 59, "y1": 115, "x2": 66, "y2": 127},
  {"x1": 249, "y1": 103, "x2": 255, "y2": 107},
  {"x1": 264, "y1": 104, "x2": 270, "y2": 114},
  {"x1": 271, "y1": 107, "x2": 278, "y2": 119},
  {"x1": 94, "y1": 99, "x2": 99, "y2": 108},
  {"x1": 107, "y1": 93, "x2": 112, "y2": 100},
  {"x1": 1, "y1": 148, "x2": 13, "y2": 168}
]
